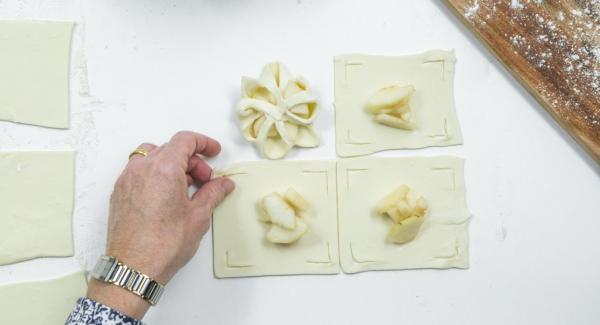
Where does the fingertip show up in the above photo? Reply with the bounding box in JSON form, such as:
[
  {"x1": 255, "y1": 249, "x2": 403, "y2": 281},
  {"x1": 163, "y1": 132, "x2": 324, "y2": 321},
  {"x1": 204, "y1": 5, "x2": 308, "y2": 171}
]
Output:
[
  {"x1": 188, "y1": 156, "x2": 213, "y2": 184},
  {"x1": 167, "y1": 131, "x2": 222, "y2": 159},
  {"x1": 203, "y1": 138, "x2": 222, "y2": 157},
  {"x1": 222, "y1": 177, "x2": 235, "y2": 194},
  {"x1": 192, "y1": 177, "x2": 235, "y2": 211}
]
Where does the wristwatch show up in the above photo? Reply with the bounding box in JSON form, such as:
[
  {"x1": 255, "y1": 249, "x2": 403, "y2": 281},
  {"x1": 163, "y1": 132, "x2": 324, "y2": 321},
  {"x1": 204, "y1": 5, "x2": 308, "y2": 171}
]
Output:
[{"x1": 91, "y1": 255, "x2": 165, "y2": 305}]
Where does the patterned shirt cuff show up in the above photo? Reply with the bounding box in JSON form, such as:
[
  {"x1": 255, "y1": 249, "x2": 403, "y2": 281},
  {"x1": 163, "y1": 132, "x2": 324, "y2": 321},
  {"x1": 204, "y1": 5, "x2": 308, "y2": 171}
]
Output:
[{"x1": 65, "y1": 297, "x2": 145, "y2": 325}]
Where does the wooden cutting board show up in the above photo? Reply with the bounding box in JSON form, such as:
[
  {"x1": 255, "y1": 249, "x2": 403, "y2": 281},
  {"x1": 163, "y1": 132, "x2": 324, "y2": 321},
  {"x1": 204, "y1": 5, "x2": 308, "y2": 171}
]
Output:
[{"x1": 443, "y1": 0, "x2": 600, "y2": 164}]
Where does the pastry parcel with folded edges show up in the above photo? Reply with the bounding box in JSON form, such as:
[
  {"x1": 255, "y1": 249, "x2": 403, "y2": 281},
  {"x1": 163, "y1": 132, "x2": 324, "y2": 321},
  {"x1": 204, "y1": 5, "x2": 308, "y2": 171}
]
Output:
[{"x1": 237, "y1": 62, "x2": 320, "y2": 159}]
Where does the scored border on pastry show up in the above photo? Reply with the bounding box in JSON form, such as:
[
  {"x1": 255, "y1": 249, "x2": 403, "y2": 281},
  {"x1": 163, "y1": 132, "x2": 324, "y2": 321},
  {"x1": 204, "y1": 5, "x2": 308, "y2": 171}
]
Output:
[
  {"x1": 337, "y1": 156, "x2": 470, "y2": 273},
  {"x1": 212, "y1": 160, "x2": 339, "y2": 278},
  {"x1": 334, "y1": 50, "x2": 463, "y2": 157}
]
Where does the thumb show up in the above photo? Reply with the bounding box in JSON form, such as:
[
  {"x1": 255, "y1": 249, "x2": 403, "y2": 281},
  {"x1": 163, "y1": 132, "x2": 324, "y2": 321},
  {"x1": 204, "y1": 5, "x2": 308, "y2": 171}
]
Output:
[{"x1": 192, "y1": 177, "x2": 235, "y2": 212}]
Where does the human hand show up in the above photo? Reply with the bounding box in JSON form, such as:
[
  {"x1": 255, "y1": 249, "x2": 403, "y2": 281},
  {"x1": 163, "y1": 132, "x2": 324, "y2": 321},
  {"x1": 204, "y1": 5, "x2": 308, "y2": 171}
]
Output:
[{"x1": 87, "y1": 131, "x2": 235, "y2": 319}]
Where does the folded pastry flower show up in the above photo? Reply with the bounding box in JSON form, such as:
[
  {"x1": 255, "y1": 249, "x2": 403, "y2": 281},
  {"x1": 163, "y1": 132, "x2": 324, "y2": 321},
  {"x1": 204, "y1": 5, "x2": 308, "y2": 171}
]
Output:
[{"x1": 238, "y1": 62, "x2": 320, "y2": 159}]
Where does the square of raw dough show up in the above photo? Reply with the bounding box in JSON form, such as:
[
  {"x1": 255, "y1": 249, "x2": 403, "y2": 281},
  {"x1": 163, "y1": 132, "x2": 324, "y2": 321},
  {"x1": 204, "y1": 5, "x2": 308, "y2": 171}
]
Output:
[
  {"x1": 334, "y1": 50, "x2": 463, "y2": 157},
  {"x1": 0, "y1": 21, "x2": 74, "y2": 128},
  {"x1": 0, "y1": 271, "x2": 87, "y2": 324},
  {"x1": 213, "y1": 160, "x2": 340, "y2": 278},
  {"x1": 337, "y1": 156, "x2": 470, "y2": 273},
  {"x1": 0, "y1": 151, "x2": 75, "y2": 265}
]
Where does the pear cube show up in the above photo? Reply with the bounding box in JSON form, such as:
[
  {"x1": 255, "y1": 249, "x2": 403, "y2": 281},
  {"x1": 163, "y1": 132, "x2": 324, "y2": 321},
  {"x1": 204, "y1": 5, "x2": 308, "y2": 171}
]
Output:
[
  {"x1": 375, "y1": 185, "x2": 410, "y2": 214},
  {"x1": 366, "y1": 85, "x2": 415, "y2": 114},
  {"x1": 387, "y1": 216, "x2": 425, "y2": 244},
  {"x1": 374, "y1": 113, "x2": 414, "y2": 130},
  {"x1": 376, "y1": 185, "x2": 428, "y2": 245},
  {"x1": 262, "y1": 193, "x2": 296, "y2": 229},
  {"x1": 267, "y1": 218, "x2": 308, "y2": 244},
  {"x1": 283, "y1": 188, "x2": 310, "y2": 212}
]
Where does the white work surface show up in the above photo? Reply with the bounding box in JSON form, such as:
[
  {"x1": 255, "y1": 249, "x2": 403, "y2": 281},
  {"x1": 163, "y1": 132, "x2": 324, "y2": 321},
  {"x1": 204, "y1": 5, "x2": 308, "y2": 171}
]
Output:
[{"x1": 1, "y1": 1, "x2": 599, "y2": 324}]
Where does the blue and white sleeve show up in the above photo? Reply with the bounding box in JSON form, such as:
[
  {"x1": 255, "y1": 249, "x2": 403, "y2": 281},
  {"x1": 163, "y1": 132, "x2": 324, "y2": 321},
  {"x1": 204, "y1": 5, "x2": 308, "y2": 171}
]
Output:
[{"x1": 65, "y1": 297, "x2": 145, "y2": 325}]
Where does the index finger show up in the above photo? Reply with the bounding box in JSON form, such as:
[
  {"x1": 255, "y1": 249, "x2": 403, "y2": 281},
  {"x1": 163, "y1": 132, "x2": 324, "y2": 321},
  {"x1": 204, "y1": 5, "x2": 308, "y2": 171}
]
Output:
[{"x1": 163, "y1": 131, "x2": 222, "y2": 160}]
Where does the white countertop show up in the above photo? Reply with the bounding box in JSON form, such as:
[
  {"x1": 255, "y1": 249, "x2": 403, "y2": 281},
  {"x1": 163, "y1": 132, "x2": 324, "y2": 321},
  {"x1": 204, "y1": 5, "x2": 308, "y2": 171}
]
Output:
[{"x1": 1, "y1": 1, "x2": 599, "y2": 324}]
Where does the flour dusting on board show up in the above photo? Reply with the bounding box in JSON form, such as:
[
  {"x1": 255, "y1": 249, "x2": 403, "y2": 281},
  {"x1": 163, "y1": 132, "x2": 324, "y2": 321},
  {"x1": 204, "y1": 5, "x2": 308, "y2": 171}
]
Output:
[
  {"x1": 511, "y1": 0, "x2": 524, "y2": 10},
  {"x1": 461, "y1": 0, "x2": 600, "y2": 136},
  {"x1": 464, "y1": 1, "x2": 480, "y2": 19}
]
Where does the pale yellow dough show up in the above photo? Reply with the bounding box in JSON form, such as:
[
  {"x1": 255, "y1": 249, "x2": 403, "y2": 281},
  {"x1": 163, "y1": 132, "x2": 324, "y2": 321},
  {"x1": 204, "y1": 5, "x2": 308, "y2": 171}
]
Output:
[
  {"x1": 0, "y1": 271, "x2": 87, "y2": 324},
  {"x1": 213, "y1": 160, "x2": 339, "y2": 278},
  {"x1": 0, "y1": 151, "x2": 75, "y2": 265},
  {"x1": 334, "y1": 50, "x2": 463, "y2": 157},
  {"x1": 238, "y1": 62, "x2": 320, "y2": 159},
  {"x1": 337, "y1": 156, "x2": 470, "y2": 273},
  {"x1": 0, "y1": 21, "x2": 74, "y2": 128}
]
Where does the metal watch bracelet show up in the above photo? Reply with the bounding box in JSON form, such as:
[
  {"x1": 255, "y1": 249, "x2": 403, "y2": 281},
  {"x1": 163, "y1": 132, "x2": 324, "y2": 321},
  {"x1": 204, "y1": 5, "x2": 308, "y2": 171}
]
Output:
[{"x1": 91, "y1": 255, "x2": 165, "y2": 305}]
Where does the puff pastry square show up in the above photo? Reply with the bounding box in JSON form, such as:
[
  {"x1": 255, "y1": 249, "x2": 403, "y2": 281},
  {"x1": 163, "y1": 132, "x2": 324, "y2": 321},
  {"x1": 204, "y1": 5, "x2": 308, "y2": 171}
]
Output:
[
  {"x1": 0, "y1": 151, "x2": 75, "y2": 265},
  {"x1": 0, "y1": 21, "x2": 73, "y2": 128},
  {"x1": 0, "y1": 271, "x2": 87, "y2": 324},
  {"x1": 212, "y1": 160, "x2": 340, "y2": 278},
  {"x1": 337, "y1": 156, "x2": 470, "y2": 273},
  {"x1": 334, "y1": 50, "x2": 463, "y2": 157}
]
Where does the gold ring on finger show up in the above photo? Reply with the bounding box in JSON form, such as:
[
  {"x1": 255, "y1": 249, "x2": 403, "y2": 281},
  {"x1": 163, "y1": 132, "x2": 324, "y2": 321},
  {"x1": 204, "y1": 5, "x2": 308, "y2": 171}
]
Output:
[{"x1": 128, "y1": 148, "x2": 150, "y2": 160}]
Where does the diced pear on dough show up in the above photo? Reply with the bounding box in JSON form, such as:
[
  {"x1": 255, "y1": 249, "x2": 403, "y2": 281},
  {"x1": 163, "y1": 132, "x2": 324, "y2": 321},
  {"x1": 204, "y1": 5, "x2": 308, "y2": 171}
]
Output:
[
  {"x1": 396, "y1": 200, "x2": 412, "y2": 219},
  {"x1": 394, "y1": 104, "x2": 411, "y2": 116},
  {"x1": 413, "y1": 197, "x2": 428, "y2": 217},
  {"x1": 387, "y1": 216, "x2": 425, "y2": 244},
  {"x1": 366, "y1": 85, "x2": 415, "y2": 114},
  {"x1": 374, "y1": 114, "x2": 414, "y2": 130},
  {"x1": 378, "y1": 108, "x2": 394, "y2": 115},
  {"x1": 262, "y1": 193, "x2": 296, "y2": 229},
  {"x1": 380, "y1": 104, "x2": 411, "y2": 117},
  {"x1": 267, "y1": 218, "x2": 308, "y2": 244},
  {"x1": 375, "y1": 185, "x2": 410, "y2": 214},
  {"x1": 404, "y1": 191, "x2": 426, "y2": 215},
  {"x1": 256, "y1": 199, "x2": 271, "y2": 222},
  {"x1": 386, "y1": 208, "x2": 410, "y2": 224},
  {"x1": 283, "y1": 188, "x2": 310, "y2": 212}
]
